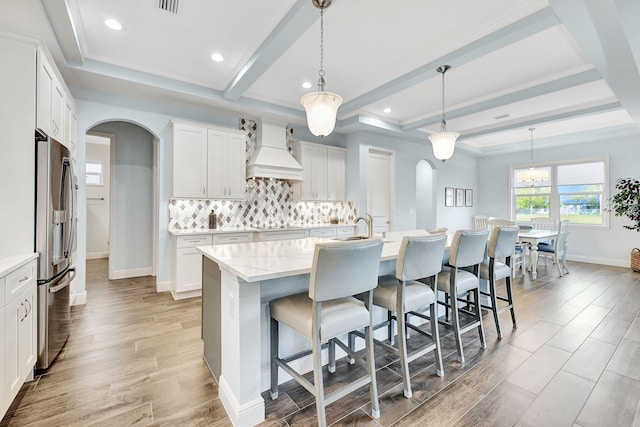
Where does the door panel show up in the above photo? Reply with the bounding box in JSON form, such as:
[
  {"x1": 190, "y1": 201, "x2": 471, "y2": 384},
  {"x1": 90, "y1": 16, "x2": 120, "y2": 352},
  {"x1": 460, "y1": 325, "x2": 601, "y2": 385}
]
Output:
[{"x1": 367, "y1": 151, "x2": 392, "y2": 233}]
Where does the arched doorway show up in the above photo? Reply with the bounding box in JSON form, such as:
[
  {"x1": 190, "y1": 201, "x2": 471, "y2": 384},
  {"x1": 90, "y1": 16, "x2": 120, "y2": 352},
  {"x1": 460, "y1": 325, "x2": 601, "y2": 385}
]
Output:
[
  {"x1": 416, "y1": 159, "x2": 437, "y2": 229},
  {"x1": 86, "y1": 121, "x2": 157, "y2": 280}
]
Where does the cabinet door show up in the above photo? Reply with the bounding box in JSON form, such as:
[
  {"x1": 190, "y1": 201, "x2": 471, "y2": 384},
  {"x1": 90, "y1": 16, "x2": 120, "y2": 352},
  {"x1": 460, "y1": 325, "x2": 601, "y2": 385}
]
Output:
[
  {"x1": 5, "y1": 294, "x2": 22, "y2": 401},
  {"x1": 51, "y1": 80, "x2": 65, "y2": 140},
  {"x1": 326, "y1": 148, "x2": 345, "y2": 201},
  {"x1": 0, "y1": 305, "x2": 5, "y2": 417},
  {"x1": 176, "y1": 247, "x2": 205, "y2": 293},
  {"x1": 226, "y1": 132, "x2": 246, "y2": 199},
  {"x1": 298, "y1": 144, "x2": 315, "y2": 200},
  {"x1": 20, "y1": 285, "x2": 37, "y2": 378},
  {"x1": 36, "y1": 53, "x2": 53, "y2": 136},
  {"x1": 310, "y1": 146, "x2": 327, "y2": 200},
  {"x1": 206, "y1": 129, "x2": 225, "y2": 199},
  {"x1": 173, "y1": 123, "x2": 207, "y2": 198}
]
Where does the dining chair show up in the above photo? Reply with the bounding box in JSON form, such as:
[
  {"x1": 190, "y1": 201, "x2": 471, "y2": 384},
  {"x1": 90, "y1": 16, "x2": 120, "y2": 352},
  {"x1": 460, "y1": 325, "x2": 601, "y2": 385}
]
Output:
[
  {"x1": 473, "y1": 215, "x2": 491, "y2": 230},
  {"x1": 269, "y1": 239, "x2": 384, "y2": 427},
  {"x1": 436, "y1": 229, "x2": 490, "y2": 363},
  {"x1": 487, "y1": 219, "x2": 526, "y2": 277},
  {"x1": 538, "y1": 219, "x2": 570, "y2": 276},
  {"x1": 478, "y1": 226, "x2": 520, "y2": 338},
  {"x1": 427, "y1": 227, "x2": 448, "y2": 234},
  {"x1": 352, "y1": 234, "x2": 447, "y2": 399},
  {"x1": 531, "y1": 217, "x2": 557, "y2": 230}
]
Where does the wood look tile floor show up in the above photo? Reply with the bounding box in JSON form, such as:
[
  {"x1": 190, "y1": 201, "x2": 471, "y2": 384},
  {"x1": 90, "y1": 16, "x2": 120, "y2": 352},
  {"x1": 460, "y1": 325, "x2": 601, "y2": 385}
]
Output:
[{"x1": 2, "y1": 258, "x2": 640, "y2": 426}]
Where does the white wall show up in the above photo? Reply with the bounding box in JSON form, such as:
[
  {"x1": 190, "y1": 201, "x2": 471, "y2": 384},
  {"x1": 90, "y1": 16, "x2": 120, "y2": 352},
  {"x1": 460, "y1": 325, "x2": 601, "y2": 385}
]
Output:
[
  {"x1": 477, "y1": 131, "x2": 640, "y2": 267},
  {"x1": 416, "y1": 160, "x2": 436, "y2": 229},
  {"x1": 89, "y1": 121, "x2": 154, "y2": 279},
  {"x1": 85, "y1": 137, "x2": 110, "y2": 259}
]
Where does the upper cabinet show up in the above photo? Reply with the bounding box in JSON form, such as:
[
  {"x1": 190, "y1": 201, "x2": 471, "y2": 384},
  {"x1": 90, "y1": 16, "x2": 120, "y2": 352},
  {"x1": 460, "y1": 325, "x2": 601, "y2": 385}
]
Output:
[
  {"x1": 36, "y1": 49, "x2": 77, "y2": 155},
  {"x1": 172, "y1": 120, "x2": 246, "y2": 200},
  {"x1": 292, "y1": 141, "x2": 346, "y2": 201}
]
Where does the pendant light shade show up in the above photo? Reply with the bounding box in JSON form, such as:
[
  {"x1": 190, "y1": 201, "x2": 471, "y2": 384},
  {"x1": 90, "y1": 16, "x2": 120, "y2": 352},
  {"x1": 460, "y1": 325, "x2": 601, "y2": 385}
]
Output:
[
  {"x1": 428, "y1": 65, "x2": 459, "y2": 161},
  {"x1": 300, "y1": 0, "x2": 342, "y2": 138},
  {"x1": 516, "y1": 127, "x2": 549, "y2": 186}
]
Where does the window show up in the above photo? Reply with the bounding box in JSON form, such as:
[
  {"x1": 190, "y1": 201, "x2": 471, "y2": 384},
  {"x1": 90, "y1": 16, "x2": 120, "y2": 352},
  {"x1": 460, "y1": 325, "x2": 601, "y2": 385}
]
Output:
[
  {"x1": 86, "y1": 161, "x2": 103, "y2": 186},
  {"x1": 511, "y1": 160, "x2": 607, "y2": 226}
]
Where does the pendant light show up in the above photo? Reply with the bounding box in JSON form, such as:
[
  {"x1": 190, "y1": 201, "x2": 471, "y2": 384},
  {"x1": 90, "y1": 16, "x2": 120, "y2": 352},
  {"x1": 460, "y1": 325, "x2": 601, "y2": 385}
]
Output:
[
  {"x1": 516, "y1": 128, "x2": 549, "y2": 186},
  {"x1": 428, "y1": 65, "x2": 459, "y2": 162},
  {"x1": 300, "y1": 0, "x2": 343, "y2": 138}
]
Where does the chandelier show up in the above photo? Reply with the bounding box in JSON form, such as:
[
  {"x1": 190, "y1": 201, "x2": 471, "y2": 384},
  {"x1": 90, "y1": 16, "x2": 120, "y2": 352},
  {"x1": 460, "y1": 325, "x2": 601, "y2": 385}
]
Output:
[
  {"x1": 516, "y1": 127, "x2": 549, "y2": 186},
  {"x1": 428, "y1": 65, "x2": 459, "y2": 161},
  {"x1": 300, "y1": 0, "x2": 342, "y2": 138}
]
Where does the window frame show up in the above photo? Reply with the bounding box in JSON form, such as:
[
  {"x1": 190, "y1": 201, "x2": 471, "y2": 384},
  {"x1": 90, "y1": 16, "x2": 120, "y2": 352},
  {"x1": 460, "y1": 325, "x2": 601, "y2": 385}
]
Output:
[
  {"x1": 86, "y1": 160, "x2": 104, "y2": 186},
  {"x1": 509, "y1": 157, "x2": 609, "y2": 229}
]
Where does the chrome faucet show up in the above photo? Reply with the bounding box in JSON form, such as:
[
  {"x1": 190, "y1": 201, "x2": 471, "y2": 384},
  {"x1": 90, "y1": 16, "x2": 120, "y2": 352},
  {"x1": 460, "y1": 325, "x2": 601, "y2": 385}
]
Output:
[{"x1": 355, "y1": 214, "x2": 373, "y2": 239}]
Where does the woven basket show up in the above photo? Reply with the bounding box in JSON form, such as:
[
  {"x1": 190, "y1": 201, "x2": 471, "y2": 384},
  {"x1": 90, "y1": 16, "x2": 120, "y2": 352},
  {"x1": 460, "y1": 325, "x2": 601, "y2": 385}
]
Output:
[{"x1": 632, "y1": 248, "x2": 640, "y2": 272}]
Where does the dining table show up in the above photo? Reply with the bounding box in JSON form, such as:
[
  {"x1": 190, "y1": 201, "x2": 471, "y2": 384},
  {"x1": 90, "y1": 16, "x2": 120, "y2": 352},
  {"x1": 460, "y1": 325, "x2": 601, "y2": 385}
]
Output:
[{"x1": 517, "y1": 229, "x2": 558, "y2": 279}]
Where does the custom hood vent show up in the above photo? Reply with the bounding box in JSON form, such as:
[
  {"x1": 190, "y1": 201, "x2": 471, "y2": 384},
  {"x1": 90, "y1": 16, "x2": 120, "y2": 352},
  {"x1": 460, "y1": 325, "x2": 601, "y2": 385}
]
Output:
[{"x1": 246, "y1": 119, "x2": 303, "y2": 181}]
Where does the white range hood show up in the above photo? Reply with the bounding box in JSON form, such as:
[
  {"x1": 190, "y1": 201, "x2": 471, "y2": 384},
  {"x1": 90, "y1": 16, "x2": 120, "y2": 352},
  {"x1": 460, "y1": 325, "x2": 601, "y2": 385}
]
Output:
[{"x1": 246, "y1": 118, "x2": 303, "y2": 181}]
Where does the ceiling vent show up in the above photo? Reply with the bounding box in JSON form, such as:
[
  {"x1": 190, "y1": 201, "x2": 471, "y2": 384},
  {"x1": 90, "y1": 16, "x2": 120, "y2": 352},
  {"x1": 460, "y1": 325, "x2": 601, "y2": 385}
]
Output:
[
  {"x1": 158, "y1": 0, "x2": 180, "y2": 14},
  {"x1": 494, "y1": 113, "x2": 511, "y2": 120}
]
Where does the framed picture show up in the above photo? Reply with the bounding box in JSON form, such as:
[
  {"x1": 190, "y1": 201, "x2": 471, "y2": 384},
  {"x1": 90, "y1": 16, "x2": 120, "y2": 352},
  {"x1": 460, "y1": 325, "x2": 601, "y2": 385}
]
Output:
[
  {"x1": 465, "y1": 189, "x2": 473, "y2": 207},
  {"x1": 455, "y1": 188, "x2": 465, "y2": 207},
  {"x1": 445, "y1": 187, "x2": 454, "y2": 207}
]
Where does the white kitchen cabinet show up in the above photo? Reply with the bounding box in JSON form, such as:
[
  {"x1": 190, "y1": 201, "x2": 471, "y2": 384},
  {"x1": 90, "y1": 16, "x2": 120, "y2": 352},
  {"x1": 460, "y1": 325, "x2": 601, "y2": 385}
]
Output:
[
  {"x1": 64, "y1": 97, "x2": 78, "y2": 157},
  {"x1": 172, "y1": 122, "x2": 208, "y2": 198},
  {"x1": 206, "y1": 127, "x2": 246, "y2": 199},
  {"x1": 36, "y1": 50, "x2": 54, "y2": 137},
  {"x1": 1, "y1": 257, "x2": 37, "y2": 420},
  {"x1": 292, "y1": 141, "x2": 345, "y2": 201},
  {"x1": 257, "y1": 229, "x2": 309, "y2": 241},
  {"x1": 51, "y1": 79, "x2": 64, "y2": 141},
  {"x1": 309, "y1": 227, "x2": 336, "y2": 238},
  {"x1": 336, "y1": 226, "x2": 357, "y2": 237},
  {"x1": 172, "y1": 121, "x2": 246, "y2": 200}
]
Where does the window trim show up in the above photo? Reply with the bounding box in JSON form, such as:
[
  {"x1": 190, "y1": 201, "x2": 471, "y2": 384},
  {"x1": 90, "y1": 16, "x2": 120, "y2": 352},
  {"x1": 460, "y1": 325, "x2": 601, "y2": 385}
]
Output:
[
  {"x1": 86, "y1": 160, "x2": 104, "y2": 186},
  {"x1": 509, "y1": 157, "x2": 609, "y2": 229}
]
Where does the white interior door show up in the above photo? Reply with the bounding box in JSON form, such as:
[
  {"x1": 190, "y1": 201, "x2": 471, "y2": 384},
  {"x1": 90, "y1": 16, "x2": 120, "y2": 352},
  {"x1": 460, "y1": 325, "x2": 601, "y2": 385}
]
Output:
[{"x1": 366, "y1": 148, "x2": 395, "y2": 233}]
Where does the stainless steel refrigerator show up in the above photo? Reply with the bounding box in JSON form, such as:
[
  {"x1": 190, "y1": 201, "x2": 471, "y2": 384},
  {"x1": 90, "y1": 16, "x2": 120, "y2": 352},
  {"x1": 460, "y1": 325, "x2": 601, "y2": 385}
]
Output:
[{"x1": 35, "y1": 132, "x2": 77, "y2": 371}]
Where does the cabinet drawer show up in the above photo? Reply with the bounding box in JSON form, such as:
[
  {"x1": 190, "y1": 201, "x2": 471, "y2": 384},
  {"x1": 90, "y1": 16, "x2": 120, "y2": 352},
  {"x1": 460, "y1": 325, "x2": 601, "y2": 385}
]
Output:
[
  {"x1": 212, "y1": 233, "x2": 254, "y2": 244},
  {"x1": 258, "y1": 230, "x2": 309, "y2": 241},
  {"x1": 6, "y1": 260, "x2": 36, "y2": 305},
  {"x1": 177, "y1": 235, "x2": 213, "y2": 249},
  {"x1": 336, "y1": 226, "x2": 356, "y2": 237},
  {"x1": 309, "y1": 228, "x2": 337, "y2": 238}
]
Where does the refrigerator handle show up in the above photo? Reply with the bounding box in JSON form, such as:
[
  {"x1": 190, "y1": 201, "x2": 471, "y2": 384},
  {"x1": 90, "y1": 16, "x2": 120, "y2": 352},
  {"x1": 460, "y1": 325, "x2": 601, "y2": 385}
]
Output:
[{"x1": 49, "y1": 267, "x2": 76, "y2": 293}]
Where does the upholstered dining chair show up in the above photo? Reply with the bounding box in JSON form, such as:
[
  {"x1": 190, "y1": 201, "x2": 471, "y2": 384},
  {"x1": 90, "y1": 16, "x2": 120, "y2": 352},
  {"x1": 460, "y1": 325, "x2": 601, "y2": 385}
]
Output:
[
  {"x1": 538, "y1": 219, "x2": 570, "y2": 276},
  {"x1": 427, "y1": 227, "x2": 448, "y2": 234},
  {"x1": 269, "y1": 239, "x2": 384, "y2": 427},
  {"x1": 487, "y1": 219, "x2": 525, "y2": 277},
  {"x1": 436, "y1": 229, "x2": 490, "y2": 363},
  {"x1": 478, "y1": 226, "x2": 520, "y2": 338},
  {"x1": 353, "y1": 234, "x2": 447, "y2": 399}
]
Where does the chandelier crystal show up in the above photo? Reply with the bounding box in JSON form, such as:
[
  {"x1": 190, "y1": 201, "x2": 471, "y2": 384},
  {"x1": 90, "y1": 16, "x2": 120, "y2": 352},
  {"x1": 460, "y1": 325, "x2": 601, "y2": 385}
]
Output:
[{"x1": 300, "y1": 0, "x2": 342, "y2": 138}]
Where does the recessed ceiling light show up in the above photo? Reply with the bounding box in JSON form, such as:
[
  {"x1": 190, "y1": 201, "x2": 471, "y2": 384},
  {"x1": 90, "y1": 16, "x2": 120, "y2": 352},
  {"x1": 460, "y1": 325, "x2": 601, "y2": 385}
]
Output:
[
  {"x1": 210, "y1": 53, "x2": 224, "y2": 62},
  {"x1": 302, "y1": 81, "x2": 312, "y2": 89},
  {"x1": 104, "y1": 19, "x2": 122, "y2": 31},
  {"x1": 383, "y1": 107, "x2": 392, "y2": 114}
]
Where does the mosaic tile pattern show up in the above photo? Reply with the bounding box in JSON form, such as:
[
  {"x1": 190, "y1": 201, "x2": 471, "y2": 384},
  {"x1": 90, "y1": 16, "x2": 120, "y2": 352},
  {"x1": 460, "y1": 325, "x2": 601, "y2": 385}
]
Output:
[{"x1": 169, "y1": 178, "x2": 356, "y2": 229}]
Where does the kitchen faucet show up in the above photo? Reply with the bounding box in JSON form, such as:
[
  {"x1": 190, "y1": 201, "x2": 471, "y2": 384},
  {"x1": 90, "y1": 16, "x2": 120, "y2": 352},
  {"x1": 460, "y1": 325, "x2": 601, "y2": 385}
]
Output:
[{"x1": 355, "y1": 213, "x2": 373, "y2": 239}]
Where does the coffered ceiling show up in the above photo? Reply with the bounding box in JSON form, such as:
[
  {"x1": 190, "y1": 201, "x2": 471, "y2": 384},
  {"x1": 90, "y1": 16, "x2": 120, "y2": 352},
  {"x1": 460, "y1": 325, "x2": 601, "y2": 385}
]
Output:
[{"x1": 2, "y1": 0, "x2": 640, "y2": 155}]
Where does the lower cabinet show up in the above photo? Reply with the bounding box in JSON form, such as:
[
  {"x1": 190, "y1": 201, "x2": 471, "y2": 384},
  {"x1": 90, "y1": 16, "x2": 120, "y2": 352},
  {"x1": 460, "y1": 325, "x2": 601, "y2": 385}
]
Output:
[
  {"x1": 1, "y1": 257, "x2": 37, "y2": 420},
  {"x1": 257, "y1": 229, "x2": 309, "y2": 241}
]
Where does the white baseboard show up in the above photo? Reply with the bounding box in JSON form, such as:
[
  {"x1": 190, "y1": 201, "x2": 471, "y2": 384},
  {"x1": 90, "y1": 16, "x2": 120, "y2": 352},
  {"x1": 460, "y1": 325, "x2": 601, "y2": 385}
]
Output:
[
  {"x1": 218, "y1": 375, "x2": 265, "y2": 427},
  {"x1": 110, "y1": 267, "x2": 153, "y2": 280},
  {"x1": 86, "y1": 251, "x2": 108, "y2": 260},
  {"x1": 71, "y1": 291, "x2": 87, "y2": 306},
  {"x1": 156, "y1": 280, "x2": 171, "y2": 293},
  {"x1": 170, "y1": 289, "x2": 201, "y2": 300},
  {"x1": 567, "y1": 255, "x2": 629, "y2": 268}
]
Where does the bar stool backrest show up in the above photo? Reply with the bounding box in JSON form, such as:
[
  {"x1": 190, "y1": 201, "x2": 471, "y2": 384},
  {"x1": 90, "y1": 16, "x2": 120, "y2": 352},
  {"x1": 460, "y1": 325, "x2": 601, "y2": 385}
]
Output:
[
  {"x1": 488, "y1": 226, "x2": 520, "y2": 259},
  {"x1": 449, "y1": 230, "x2": 490, "y2": 268},
  {"x1": 396, "y1": 234, "x2": 447, "y2": 282},
  {"x1": 309, "y1": 239, "x2": 384, "y2": 302}
]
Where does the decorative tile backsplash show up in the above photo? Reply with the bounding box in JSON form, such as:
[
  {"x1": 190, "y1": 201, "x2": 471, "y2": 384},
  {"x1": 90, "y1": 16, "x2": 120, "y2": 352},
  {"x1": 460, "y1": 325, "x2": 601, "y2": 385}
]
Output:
[{"x1": 169, "y1": 179, "x2": 356, "y2": 229}]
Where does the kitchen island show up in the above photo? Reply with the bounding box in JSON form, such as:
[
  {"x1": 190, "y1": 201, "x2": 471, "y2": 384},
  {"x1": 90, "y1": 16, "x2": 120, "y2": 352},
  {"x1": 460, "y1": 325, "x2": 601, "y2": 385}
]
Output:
[{"x1": 198, "y1": 232, "x2": 426, "y2": 426}]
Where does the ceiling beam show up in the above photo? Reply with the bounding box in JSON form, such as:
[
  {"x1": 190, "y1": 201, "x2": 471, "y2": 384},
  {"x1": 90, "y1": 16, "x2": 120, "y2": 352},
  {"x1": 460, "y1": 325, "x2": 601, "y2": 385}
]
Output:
[
  {"x1": 40, "y1": 0, "x2": 84, "y2": 65},
  {"x1": 403, "y1": 68, "x2": 601, "y2": 131},
  {"x1": 223, "y1": 0, "x2": 318, "y2": 101},
  {"x1": 548, "y1": 0, "x2": 640, "y2": 131},
  {"x1": 460, "y1": 101, "x2": 622, "y2": 140},
  {"x1": 338, "y1": 6, "x2": 560, "y2": 116}
]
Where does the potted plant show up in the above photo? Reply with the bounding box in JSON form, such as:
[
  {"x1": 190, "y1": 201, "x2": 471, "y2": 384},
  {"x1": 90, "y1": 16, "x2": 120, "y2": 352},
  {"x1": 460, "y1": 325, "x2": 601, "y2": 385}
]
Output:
[{"x1": 608, "y1": 177, "x2": 640, "y2": 271}]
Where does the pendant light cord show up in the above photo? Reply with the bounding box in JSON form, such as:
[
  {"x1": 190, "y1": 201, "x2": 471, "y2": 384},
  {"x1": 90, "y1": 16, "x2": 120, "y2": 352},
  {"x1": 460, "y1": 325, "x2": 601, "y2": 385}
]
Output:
[
  {"x1": 529, "y1": 127, "x2": 535, "y2": 168},
  {"x1": 441, "y1": 70, "x2": 446, "y2": 129},
  {"x1": 318, "y1": 6, "x2": 325, "y2": 86}
]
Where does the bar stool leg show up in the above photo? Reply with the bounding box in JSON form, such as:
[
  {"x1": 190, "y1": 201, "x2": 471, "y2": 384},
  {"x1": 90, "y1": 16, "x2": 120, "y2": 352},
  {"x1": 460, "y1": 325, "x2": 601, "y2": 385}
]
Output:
[
  {"x1": 430, "y1": 300, "x2": 444, "y2": 377},
  {"x1": 312, "y1": 328, "x2": 327, "y2": 426},
  {"x1": 328, "y1": 339, "x2": 336, "y2": 373},
  {"x1": 450, "y1": 290, "x2": 465, "y2": 363},
  {"x1": 473, "y1": 288, "x2": 486, "y2": 349},
  {"x1": 270, "y1": 318, "x2": 279, "y2": 400},
  {"x1": 396, "y1": 299, "x2": 412, "y2": 398},
  {"x1": 488, "y1": 276, "x2": 502, "y2": 338},
  {"x1": 506, "y1": 275, "x2": 517, "y2": 329},
  {"x1": 365, "y1": 321, "x2": 380, "y2": 419}
]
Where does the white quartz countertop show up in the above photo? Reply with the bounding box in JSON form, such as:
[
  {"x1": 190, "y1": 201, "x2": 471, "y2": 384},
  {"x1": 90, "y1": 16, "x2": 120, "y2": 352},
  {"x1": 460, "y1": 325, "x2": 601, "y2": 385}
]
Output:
[
  {"x1": 197, "y1": 230, "x2": 436, "y2": 283},
  {"x1": 169, "y1": 223, "x2": 356, "y2": 236},
  {"x1": 0, "y1": 253, "x2": 38, "y2": 277}
]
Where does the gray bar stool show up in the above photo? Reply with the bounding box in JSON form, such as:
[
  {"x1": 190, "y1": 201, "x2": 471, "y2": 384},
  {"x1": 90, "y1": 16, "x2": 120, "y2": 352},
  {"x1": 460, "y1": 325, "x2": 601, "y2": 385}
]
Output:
[
  {"x1": 269, "y1": 239, "x2": 384, "y2": 427},
  {"x1": 437, "y1": 229, "x2": 490, "y2": 363},
  {"x1": 478, "y1": 225, "x2": 520, "y2": 338},
  {"x1": 362, "y1": 234, "x2": 447, "y2": 399}
]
